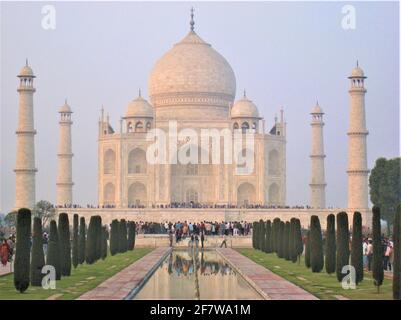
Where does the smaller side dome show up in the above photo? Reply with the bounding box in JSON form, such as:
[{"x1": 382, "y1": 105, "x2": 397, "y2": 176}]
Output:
[
  {"x1": 311, "y1": 101, "x2": 323, "y2": 114},
  {"x1": 231, "y1": 93, "x2": 260, "y2": 118},
  {"x1": 349, "y1": 62, "x2": 366, "y2": 79},
  {"x1": 59, "y1": 100, "x2": 72, "y2": 113},
  {"x1": 350, "y1": 66, "x2": 365, "y2": 78},
  {"x1": 18, "y1": 60, "x2": 35, "y2": 77},
  {"x1": 125, "y1": 93, "x2": 153, "y2": 118}
]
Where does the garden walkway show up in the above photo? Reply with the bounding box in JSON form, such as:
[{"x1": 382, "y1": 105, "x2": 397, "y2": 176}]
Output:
[
  {"x1": 217, "y1": 248, "x2": 318, "y2": 300},
  {"x1": 77, "y1": 247, "x2": 171, "y2": 300}
]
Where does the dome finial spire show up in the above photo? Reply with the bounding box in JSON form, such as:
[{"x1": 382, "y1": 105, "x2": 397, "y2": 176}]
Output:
[
  {"x1": 190, "y1": 7, "x2": 195, "y2": 32},
  {"x1": 25, "y1": 58, "x2": 28, "y2": 66},
  {"x1": 356, "y1": 59, "x2": 359, "y2": 67},
  {"x1": 138, "y1": 88, "x2": 141, "y2": 97},
  {"x1": 243, "y1": 89, "x2": 246, "y2": 98}
]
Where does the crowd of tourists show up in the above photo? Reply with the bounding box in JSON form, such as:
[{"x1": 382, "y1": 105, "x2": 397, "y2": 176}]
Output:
[
  {"x1": 136, "y1": 221, "x2": 252, "y2": 237},
  {"x1": 363, "y1": 236, "x2": 394, "y2": 272},
  {"x1": 53, "y1": 202, "x2": 343, "y2": 210}
]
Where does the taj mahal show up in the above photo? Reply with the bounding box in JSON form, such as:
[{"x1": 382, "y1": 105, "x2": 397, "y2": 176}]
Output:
[{"x1": 13, "y1": 11, "x2": 372, "y2": 228}]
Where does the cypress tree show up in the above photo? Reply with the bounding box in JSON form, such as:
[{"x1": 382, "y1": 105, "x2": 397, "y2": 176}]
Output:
[
  {"x1": 295, "y1": 219, "x2": 304, "y2": 264},
  {"x1": 30, "y1": 217, "x2": 45, "y2": 286},
  {"x1": 259, "y1": 220, "x2": 265, "y2": 252},
  {"x1": 72, "y1": 214, "x2": 79, "y2": 268},
  {"x1": 305, "y1": 230, "x2": 311, "y2": 269},
  {"x1": 284, "y1": 221, "x2": 291, "y2": 260},
  {"x1": 278, "y1": 221, "x2": 285, "y2": 258},
  {"x1": 310, "y1": 215, "x2": 324, "y2": 272},
  {"x1": 336, "y1": 211, "x2": 350, "y2": 282},
  {"x1": 393, "y1": 204, "x2": 401, "y2": 300},
  {"x1": 58, "y1": 213, "x2": 71, "y2": 276},
  {"x1": 351, "y1": 212, "x2": 363, "y2": 284},
  {"x1": 47, "y1": 220, "x2": 61, "y2": 280},
  {"x1": 95, "y1": 216, "x2": 103, "y2": 260},
  {"x1": 85, "y1": 216, "x2": 97, "y2": 264},
  {"x1": 119, "y1": 219, "x2": 128, "y2": 253},
  {"x1": 325, "y1": 214, "x2": 336, "y2": 275},
  {"x1": 110, "y1": 219, "x2": 119, "y2": 255},
  {"x1": 372, "y1": 206, "x2": 384, "y2": 293},
  {"x1": 255, "y1": 221, "x2": 260, "y2": 250},
  {"x1": 101, "y1": 226, "x2": 108, "y2": 260},
  {"x1": 272, "y1": 218, "x2": 281, "y2": 253},
  {"x1": 289, "y1": 218, "x2": 296, "y2": 262},
  {"x1": 127, "y1": 221, "x2": 136, "y2": 250},
  {"x1": 265, "y1": 220, "x2": 272, "y2": 253},
  {"x1": 78, "y1": 217, "x2": 86, "y2": 264},
  {"x1": 14, "y1": 208, "x2": 31, "y2": 293}
]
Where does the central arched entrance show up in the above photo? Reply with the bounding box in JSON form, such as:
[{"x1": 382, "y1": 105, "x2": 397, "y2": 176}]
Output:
[
  {"x1": 128, "y1": 182, "x2": 147, "y2": 207},
  {"x1": 237, "y1": 182, "x2": 256, "y2": 206}
]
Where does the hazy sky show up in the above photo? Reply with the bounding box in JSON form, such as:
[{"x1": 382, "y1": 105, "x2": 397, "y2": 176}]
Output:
[{"x1": 1, "y1": 1, "x2": 399, "y2": 213}]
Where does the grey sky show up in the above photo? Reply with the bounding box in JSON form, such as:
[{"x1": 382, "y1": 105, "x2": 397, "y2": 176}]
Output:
[{"x1": 1, "y1": 1, "x2": 399, "y2": 213}]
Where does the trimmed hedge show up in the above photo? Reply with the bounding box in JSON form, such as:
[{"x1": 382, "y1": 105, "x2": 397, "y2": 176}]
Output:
[
  {"x1": 284, "y1": 221, "x2": 290, "y2": 260},
  {"x1": 78, "y1": 217, "x2": 86, "y2": 265},
  {"x1": 127, "y1": 221, "x2": 136, "y2": 251},
  {"x1": 336, "y1": 212, "x2": 349, "y2": 282},
  {"x1": 47, "y1": 220, "x2": 61, "y2": 280},
  {"x1": 110, "y1": 219, "x2": 119, "y2": 256},
  {"x1": 351, "y1": 212, "x2": 363, "y2": 284},
  {"x1": 372, "y1": 206, "x2": 384, "y2": 292},
  {"x1": 325, "y1": 214, "x2": 336, "y2": 275},
  {"x1": 119, "y1": 219, "x2": 128, "y2": 253},
  {"x1": 58, "y1": 213, "x2": 71, "y2": 276},
  {"x1": 295, "y1": 219, "x2": 303, "y2": 263},
  {"x1": 85, "y1": 216, "x2": 97, "y2": 264},
  {"x1": 305, "y1": 230, "x2": 311, "y2": 269},
  {"x1": 30, "y1": 217, "x2": 45, "y2": 286},
  {"x1": 72, "y1": 214, "x2": 79, "y2": 268},
  {"x1": 14, "y1": 208, "x2": 31, "y2": 293},
  {"x1": 310, "y1": 215, "x2": 324, "y2": 272},
  {"x1": 265, "y1": 220, "x2": 272, "y2": 253}
]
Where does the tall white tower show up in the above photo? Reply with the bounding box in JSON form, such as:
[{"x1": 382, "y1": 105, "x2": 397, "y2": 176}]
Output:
[
  {"x1": 347, "y1": 62, "x2": 369, "y2": 210},
  {"x1": 56, "y1": 100, "x2": 74, "y2": 206},
  {"x1": 14, "y1": 61, "x2": 37, "y2": 210},
  {"x1": 309, "y1": 102, "x2": 326, "y2": 208}
]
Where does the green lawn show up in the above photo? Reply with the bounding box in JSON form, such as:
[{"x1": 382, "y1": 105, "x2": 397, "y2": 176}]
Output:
[
  {"x1": 238, "y1": 248, "x2": 393, "y2": 300},
  {"x1": 0, "y1": 248, "x2": 152, "y2": 300}
]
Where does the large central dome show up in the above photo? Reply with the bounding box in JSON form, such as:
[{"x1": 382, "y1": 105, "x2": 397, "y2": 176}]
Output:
[{"x1": 148, "y1": 29, "x2": 236, "y2": 120}]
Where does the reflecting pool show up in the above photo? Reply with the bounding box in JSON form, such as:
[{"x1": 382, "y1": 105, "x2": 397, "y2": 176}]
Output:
[{"x1": 133, "y1": 249, "x2": 263, "y2": 300}]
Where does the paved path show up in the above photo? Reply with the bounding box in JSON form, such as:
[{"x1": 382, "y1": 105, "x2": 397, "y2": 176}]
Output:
[
  {"x1": 217, "y1": 248, "x2": 318, "y2": 300},
  {"x1": 77, "y1": 247, "x2": 171, "y2": 300}
]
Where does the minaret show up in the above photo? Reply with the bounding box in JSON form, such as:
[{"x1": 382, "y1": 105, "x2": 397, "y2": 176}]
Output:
[
  {"x1": 56, "y1": 100, "x2": 74, "y2": 206},
  {"x1": 347, "y1": 62, "x2": 369, "y2": 210},
  {"x1": 14, "y1": 60, "x2": 37, "y2": 210},
  {"x1": 309, "y1": 101, "x2": 326, "y2": 208}
]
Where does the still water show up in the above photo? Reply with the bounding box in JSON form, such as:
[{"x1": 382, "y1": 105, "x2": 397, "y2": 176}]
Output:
[{"x1": 133, "y1": 249, "x2": 263, "y2": 300}]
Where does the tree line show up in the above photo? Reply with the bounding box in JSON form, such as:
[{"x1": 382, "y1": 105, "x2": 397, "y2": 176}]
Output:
[
  {"x1": 13, "y1": 210, "x2": 136, "y2": 293},
  {"x1": 252, "y1": 205, "x2": 401, "y2": 300}
]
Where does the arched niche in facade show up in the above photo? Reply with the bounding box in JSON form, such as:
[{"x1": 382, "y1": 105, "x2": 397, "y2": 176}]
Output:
[
  {"x1": 103, "y1": 182, "x2": 115, "y2": 205},
  {"x1": 268, "y1": 149, "x2": 279, "y2": 175},
  {"x1": 128, "y1": 148, "x2": 147, "y2": 174},
  {"x1": 128, "y1": 182, "x2": 147, "y2": 206},
  {"x1": 237, "y1": 182, "x2": 256, "y2": 206},
  {"x1": 104, "y1": 149, "x2": 116, "y2": 174},
  {"x1": 268, "y1": 183, "x2": 279, "y2": 204}
]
